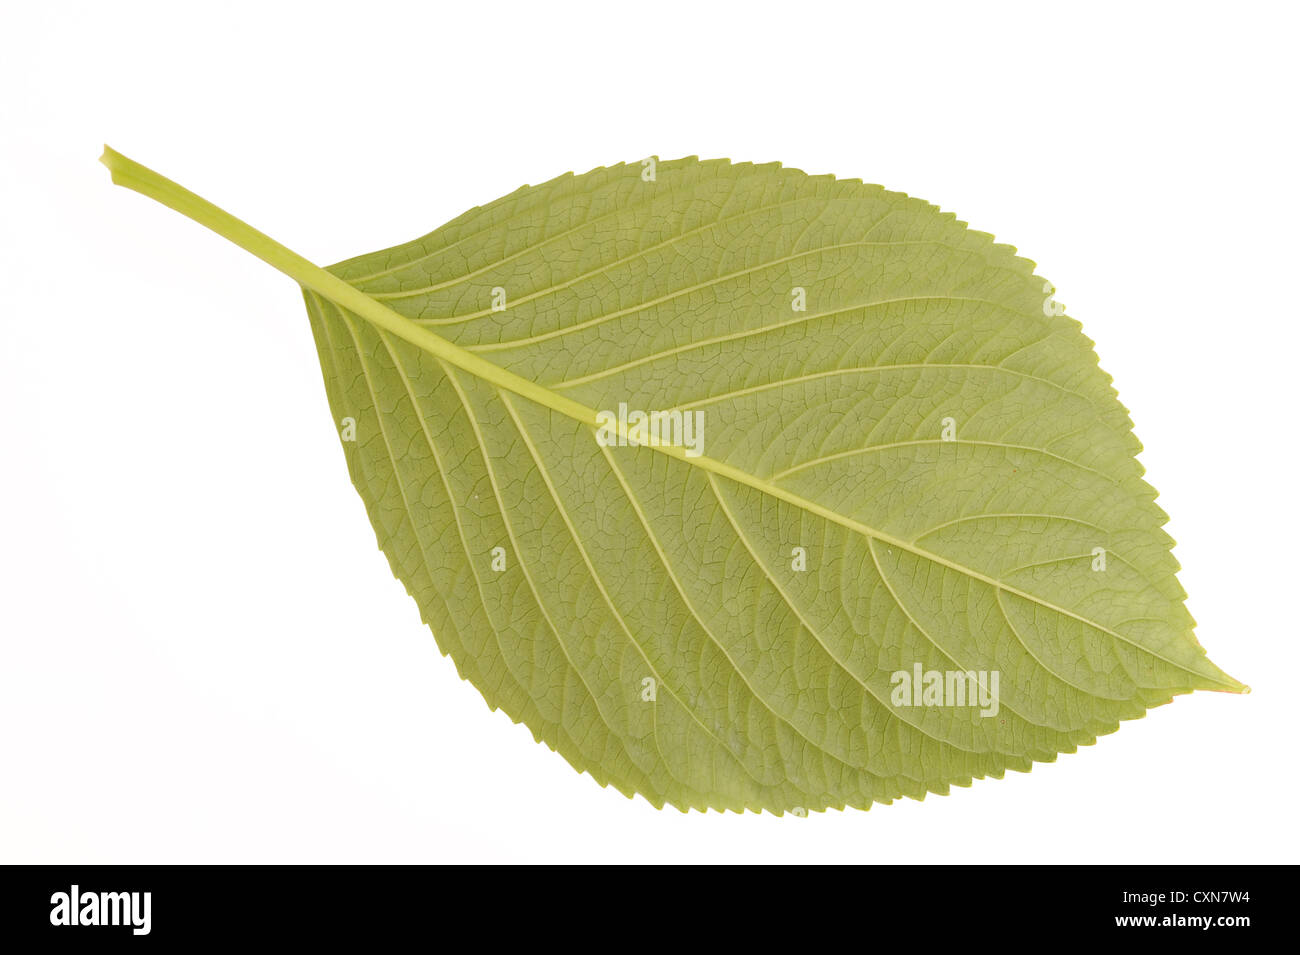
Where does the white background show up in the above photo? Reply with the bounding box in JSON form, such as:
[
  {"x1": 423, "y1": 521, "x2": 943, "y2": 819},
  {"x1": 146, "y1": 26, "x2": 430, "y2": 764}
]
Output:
[{"x1": 2, "y1": 1, "x2": 1295, "y2": 864}]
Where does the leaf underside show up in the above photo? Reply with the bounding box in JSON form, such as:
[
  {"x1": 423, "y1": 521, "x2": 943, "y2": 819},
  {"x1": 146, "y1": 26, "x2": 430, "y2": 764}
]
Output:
[{"x1": 299, "y1": 158, "x2": 1240, "y2": 813}]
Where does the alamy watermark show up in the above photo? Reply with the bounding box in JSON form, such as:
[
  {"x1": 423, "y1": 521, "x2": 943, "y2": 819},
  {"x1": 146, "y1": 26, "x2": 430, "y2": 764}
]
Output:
[
  {"x1": 49, "y1": 885, "x2": 151, "y2": 936},
  {"x1": 595, "y1": 402, "x2": 704, "y2": 458},
  {"x1": 891, "y1": 664, "x2": 1000, "y2": 717}
]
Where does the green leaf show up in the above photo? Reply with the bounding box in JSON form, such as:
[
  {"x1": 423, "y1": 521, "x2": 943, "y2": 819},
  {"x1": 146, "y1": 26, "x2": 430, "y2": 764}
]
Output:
[{"x1": 102, "y1": 147, "x2": 1245, "y2": 814}]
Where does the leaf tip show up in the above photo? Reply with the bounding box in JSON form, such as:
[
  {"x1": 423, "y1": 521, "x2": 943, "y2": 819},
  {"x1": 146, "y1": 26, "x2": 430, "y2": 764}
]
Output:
[
  {"x1": 1206, "y1": 670, "x2": 1250, "y2": 695},
  {"x1": 1224, "y1": 676, "x2": 1251, "y2": 695}
]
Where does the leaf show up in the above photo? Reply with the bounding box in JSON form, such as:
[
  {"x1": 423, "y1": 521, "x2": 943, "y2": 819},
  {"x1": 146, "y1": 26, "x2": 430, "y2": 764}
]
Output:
[{"x1": 102, "y1": 147, "x2": 1245, "y2": 814}]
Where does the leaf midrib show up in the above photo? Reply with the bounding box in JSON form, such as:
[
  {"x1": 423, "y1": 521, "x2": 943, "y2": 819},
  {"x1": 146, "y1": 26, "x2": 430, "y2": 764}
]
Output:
[
  {"x1": 347, "y1": 267, "x2": 1234, "y2": 689},
  {"x1": 100, "y1": 147, "x2": 1241, "y2": 693}
]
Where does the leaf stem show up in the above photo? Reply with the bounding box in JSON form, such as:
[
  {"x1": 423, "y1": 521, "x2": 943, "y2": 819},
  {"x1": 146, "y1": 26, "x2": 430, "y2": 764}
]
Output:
[{"x1": 99, "y1": 145, "x2": 600, "y2": 429}]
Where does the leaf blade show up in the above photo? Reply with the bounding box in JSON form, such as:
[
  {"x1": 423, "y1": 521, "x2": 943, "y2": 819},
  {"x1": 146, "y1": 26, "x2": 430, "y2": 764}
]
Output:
[{"x1": 105, "y1": 148, "x2": 1245, "y2": 812}]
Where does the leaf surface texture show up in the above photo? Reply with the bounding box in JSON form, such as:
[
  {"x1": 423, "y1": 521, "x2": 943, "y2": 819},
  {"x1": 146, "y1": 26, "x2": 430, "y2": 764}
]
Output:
[{"x1": 287, "y1": 158, "x2": 1241, "y2": 811}]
